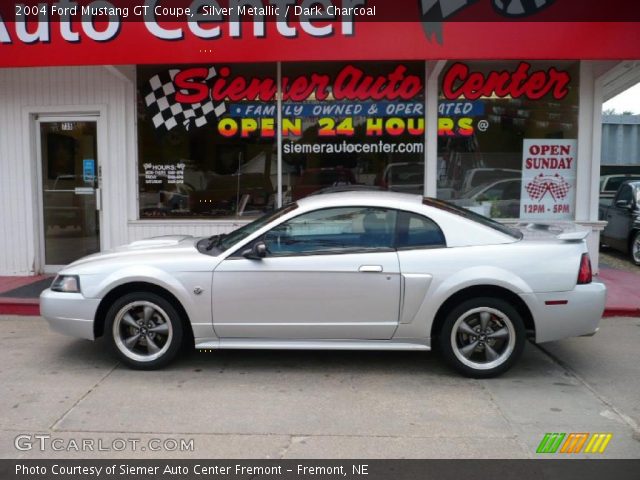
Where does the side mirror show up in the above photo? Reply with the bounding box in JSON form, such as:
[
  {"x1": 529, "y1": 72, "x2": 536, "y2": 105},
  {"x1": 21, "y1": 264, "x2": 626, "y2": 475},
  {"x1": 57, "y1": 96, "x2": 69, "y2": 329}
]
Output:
[
  {"x1": 615, "y1": 199, "x2": 631, "y2": 209},
  {"x1": 242, "y1": 241, "x2": 267, "y2": 260}
]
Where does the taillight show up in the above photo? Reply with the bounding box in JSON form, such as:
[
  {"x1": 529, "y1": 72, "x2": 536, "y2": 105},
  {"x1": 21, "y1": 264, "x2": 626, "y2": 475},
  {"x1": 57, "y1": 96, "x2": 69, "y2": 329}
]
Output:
[{"x1": 577, "y1": 253, "x2": 592, "y2": 284}]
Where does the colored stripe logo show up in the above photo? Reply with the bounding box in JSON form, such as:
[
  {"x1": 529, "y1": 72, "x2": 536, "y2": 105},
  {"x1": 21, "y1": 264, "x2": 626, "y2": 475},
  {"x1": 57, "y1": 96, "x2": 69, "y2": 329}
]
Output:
[
  {"x1": 584, "y1": 433, "x2": 613, "y2": 454},
  {"x1": 537, "y1": 433, "x2": 612, "y2": 454}
]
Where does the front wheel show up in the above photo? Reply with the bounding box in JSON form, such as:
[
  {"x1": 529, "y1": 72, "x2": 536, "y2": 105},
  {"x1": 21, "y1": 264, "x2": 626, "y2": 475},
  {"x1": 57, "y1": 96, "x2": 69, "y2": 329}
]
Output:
[
  {"x1": 105, "y1": 292, "x2": 184, "y2": 370},
  {"x1": 439, "y1": 297, "x2": 525, "y2": 378},
  {"x1": 630, "y1": 231, "x2": 640, "y2": 266}
]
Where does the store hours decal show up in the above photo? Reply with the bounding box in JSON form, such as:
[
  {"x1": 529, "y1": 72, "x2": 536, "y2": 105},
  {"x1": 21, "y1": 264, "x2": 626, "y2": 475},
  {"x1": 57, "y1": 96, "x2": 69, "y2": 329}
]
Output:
[{"x1": 520, "y1": 139, "x2": 577, "y2": 220}]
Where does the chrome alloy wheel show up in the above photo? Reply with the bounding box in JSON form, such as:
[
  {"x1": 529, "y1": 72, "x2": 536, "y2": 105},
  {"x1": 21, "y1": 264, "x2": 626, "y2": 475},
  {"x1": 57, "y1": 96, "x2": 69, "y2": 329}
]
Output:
[
  {"x1": 112, "y1": 301, "x2": 173, "y2": 363},
  {"x1": 450, "y1": 307, "x2": 516, "y2": 371}
]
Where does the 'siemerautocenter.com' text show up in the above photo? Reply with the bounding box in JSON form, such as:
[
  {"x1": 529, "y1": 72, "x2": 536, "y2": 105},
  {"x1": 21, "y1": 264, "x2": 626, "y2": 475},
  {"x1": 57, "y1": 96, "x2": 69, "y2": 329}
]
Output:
[
  {"x1": 14, "y1": 434, "x2": 194, "y2": 452},
  {"x1": 283, "y1": 141, "x2": 424, "y2": 155}
]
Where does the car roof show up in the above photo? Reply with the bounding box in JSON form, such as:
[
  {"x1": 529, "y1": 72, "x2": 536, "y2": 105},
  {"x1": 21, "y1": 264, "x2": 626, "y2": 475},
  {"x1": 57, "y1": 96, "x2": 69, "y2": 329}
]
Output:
[
  {"x1": 601, "y1": 173, "x2": 640, "y2": 178},
  {"x1": 296, "y1": 190, "x2": 423, "y2": 209},
  {"x1": 292, "y1": 191, "x2": 519, "y2": 246},
  {"x1": 466, "y1": 168, "x2": 520, "y2": 173},
  {"x1": 484, "y1": 177, "x2": 521, "y2": 186}
]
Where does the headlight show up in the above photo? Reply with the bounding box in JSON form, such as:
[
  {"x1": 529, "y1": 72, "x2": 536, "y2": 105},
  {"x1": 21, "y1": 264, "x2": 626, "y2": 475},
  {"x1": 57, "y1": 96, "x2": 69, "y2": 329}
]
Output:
[{"x1": 51, "y1": 275, "x2": 80, "y2": 293}]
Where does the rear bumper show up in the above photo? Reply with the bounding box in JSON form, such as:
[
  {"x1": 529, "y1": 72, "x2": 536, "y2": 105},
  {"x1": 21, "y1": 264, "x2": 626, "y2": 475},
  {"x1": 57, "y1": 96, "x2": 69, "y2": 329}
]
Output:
[
  {"x1": 40, "y1": 288, "x2": 100, "y2": 341},
  {"x1": 520, "y1": 281, "x2": 607, "y2": 343}
]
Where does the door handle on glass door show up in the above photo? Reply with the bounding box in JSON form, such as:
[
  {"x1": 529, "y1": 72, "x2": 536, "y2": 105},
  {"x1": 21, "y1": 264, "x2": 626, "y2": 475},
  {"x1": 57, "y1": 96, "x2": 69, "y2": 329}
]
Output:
[{"x1": 359, "y1": 265, "x2": 383, "y2": 273}]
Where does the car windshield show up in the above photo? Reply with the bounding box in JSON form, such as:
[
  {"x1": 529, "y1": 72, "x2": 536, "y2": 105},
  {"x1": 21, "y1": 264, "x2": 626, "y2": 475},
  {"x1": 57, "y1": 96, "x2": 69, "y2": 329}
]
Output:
[
  {"x1": 217, "y1": 203, "x2": 298, "y2": 251},
  {"x1": 423, "y1": 198, "x2": 522, "y2": 239}
]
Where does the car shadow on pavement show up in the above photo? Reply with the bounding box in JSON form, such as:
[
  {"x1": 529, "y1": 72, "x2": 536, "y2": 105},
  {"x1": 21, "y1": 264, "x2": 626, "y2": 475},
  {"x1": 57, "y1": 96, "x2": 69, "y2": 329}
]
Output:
[
  {"x1": 175, "y1": 346, "x2": 469, "y2": 382},
  {"x1": 52, "y1": 336, "x2": 559, "y2": 382},
  {"x1": 52, "y1": 336, "x2": 118, "y2": 369}
]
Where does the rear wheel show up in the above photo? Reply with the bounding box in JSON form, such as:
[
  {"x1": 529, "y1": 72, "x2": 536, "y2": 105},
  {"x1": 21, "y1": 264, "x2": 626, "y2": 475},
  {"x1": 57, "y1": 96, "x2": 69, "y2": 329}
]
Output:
[
  {"x1": 631, "y1": 231, "x2": 640, "y2": 266},
  {"x1": 105, "y1": 292, "x2": 183, "y2": 370},
  {"x1": 439, "y1": 297, "x2": 525, "y2": 378}
]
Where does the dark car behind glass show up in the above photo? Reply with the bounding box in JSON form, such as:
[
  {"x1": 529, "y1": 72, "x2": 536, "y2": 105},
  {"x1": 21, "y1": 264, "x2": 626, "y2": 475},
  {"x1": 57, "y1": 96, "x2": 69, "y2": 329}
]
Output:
[{"x1": 599, "y1": 180, "x2": 640, "y2": 265}]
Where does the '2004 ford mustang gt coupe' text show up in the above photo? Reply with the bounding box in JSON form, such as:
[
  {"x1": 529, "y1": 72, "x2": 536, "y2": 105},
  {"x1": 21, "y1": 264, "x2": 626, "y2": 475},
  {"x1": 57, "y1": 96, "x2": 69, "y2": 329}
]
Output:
[{"x1": 41, "y1": 192, "x2": 606, "y2": 377}]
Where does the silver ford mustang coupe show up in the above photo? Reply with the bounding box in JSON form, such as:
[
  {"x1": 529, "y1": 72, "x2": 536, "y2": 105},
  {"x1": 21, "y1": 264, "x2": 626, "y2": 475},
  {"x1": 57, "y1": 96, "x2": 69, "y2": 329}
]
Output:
[{"x1": 41, "y1": 192, "x2": 606, "y2": 377}]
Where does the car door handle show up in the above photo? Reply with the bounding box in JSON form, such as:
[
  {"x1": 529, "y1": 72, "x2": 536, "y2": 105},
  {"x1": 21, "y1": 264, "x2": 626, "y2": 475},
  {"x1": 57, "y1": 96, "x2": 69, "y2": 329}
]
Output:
[{"x1": 359, "y1": 265, "x2": 383, "y2": 273}]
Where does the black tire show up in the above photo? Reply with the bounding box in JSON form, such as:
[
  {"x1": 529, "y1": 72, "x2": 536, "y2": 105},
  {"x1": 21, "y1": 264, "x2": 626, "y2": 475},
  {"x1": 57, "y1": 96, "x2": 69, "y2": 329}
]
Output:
[
  {"x1": 439, "y1": 297, "x2": 525, "y2": 378},
  {"x1": 630, "y1": 231, "x2": 640, "y2": 266},
  {"x1": 104, "y1": 292, "x2": 184, "y2": 370}
]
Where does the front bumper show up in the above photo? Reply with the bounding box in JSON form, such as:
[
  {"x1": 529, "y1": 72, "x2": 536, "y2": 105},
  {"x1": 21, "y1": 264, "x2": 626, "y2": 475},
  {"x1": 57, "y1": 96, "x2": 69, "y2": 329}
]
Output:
[
  {"x1": 40, "y1": 288, "x2": 100, "y2": 340},
  {"x1": 520, "y1": 281, "x2": 607, "y2": 344}
]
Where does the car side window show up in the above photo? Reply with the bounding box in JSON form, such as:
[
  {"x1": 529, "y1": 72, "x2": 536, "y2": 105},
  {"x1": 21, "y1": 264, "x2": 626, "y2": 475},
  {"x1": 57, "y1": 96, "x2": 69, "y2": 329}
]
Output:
[
  {"x1": 615, "y1": 185, "x2": 633, "y2": 204},
  {"x1": 503, "y1": 181, "x2": 521, "y2": 200},
  {"x1": 395, "y1": 211, "x2": 446, "y2": 249},
  {"x1": 482, "y1": 183, "x2": 507, "y2": 200},
  {"x1": 263, "y1": 207, "x2": 397, "y2": 256}
]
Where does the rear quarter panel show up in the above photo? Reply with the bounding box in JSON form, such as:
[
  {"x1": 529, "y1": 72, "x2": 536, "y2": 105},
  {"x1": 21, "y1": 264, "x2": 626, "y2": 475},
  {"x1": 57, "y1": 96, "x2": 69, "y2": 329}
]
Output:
[{"x1": 393, "y1": 240, "x2": 585, "y2": 340}]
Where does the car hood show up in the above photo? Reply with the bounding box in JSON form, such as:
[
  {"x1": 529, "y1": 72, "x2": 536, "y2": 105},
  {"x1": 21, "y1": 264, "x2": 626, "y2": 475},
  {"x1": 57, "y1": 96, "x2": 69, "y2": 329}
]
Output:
[
  {"x1": 64, "y1": 235, "x2": 201, "y2": 270},
  {"x1": 115, "y1": 235, "x2": 194, "y2": 251}
]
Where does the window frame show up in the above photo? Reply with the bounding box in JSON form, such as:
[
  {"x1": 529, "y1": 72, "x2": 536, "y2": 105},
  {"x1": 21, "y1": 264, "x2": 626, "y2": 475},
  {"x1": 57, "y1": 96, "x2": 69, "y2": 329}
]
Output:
[
  {"x1": 255, "y1": 206, "x2": 398, "y2": 257},
  {"x1": 229, "y1": 206, "x2": 448, "y2": 258},
  {"x1": 394, "y1": 210, "x2": 447, "y2": 251},
  {"x1": 614, "y1": 184, "x2": 633, "y2": 205}
]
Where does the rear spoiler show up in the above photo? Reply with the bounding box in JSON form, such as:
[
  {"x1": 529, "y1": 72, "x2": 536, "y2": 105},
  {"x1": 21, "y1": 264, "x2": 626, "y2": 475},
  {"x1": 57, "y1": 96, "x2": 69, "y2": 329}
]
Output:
[
  {"x1": 517, "y1": 222, "x2": 590, "y2": 242},
  {"x1": 556, "y1": 231, "x2": 590, "y2": 242}
]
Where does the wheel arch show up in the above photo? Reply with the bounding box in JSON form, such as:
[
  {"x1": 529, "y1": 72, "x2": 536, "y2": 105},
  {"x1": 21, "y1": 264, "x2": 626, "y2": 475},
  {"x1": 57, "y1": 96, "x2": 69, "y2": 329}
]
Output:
[
  {"x1": 430, "y1": 285, "x2": 535, "y2": 341},
  {"x1": 629, "y1": 227, "x2": 640, "y2": 251},
  {"x1": 94, "y1": 282, "x2": 194, "y2": 346}
]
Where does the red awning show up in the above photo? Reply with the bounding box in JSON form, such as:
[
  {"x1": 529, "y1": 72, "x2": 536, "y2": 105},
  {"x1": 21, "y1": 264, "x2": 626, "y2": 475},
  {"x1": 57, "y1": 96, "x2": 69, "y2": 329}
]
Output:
[{"x1": 1, "y1": 0, "x2": 639, "y2": 67}]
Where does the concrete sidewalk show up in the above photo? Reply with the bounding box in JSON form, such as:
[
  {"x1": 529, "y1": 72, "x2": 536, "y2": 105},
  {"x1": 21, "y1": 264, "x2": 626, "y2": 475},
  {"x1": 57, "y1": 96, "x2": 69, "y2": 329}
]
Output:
[{"x1": 1, "y1": 266, "x2": 639, "y2": 317}]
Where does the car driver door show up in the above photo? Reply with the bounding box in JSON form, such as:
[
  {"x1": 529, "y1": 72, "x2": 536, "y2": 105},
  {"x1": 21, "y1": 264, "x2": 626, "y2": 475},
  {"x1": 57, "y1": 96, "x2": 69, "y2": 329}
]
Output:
[
  {"x1": 603, "y1": 184, "x2": 634, "y2": 251},
  {"x1": 212, "y1": 207, "x2": 401, "y2": 340}
]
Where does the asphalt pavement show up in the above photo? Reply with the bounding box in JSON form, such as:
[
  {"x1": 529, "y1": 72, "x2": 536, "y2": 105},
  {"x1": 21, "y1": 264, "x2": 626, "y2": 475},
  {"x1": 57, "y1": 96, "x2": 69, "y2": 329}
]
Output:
[{"x1": 1, "y1": 315, "x2": 639, "y2": 459}]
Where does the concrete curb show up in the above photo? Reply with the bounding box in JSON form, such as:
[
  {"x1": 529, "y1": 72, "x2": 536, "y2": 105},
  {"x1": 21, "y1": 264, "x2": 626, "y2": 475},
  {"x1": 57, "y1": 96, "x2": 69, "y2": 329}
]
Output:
[
  {"x1": 0, "y1": 298, "x2": 39, "y2": 316},
  {"x1": 603, "y1": 308, "x2": 640, "y2": 318}
]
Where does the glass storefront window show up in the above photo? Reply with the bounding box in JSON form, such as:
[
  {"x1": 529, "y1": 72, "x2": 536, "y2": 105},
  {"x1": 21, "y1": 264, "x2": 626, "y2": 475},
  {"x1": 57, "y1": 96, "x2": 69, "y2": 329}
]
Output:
[
  {"x1": 436, "y1": 61, "x2": 580, "y2": 220},
  {"x1": 136, "y1": 60, "x2": 580, "y2": 222},
  {"x1": 137, "y1": 63, "x2": 276, "y2": 219},
  {"x1": 281, "y1": 61, "x2": 425, "y2": 201}
]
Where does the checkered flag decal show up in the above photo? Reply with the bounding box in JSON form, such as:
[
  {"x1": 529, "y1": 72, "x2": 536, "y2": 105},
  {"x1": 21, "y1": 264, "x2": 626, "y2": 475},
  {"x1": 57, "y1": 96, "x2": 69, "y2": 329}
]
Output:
[
  {"x1": 143, "y1": 67, "x2": 226, "y2": 132},
  {"x1": 526, "y1": 173, "x2": 571, "y2": 201}
]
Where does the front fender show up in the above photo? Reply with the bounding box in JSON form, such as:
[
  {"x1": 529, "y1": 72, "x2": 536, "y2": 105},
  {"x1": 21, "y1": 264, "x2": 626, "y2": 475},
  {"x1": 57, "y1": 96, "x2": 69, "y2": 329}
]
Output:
[
  {"x1": 81, "y1": 266, "x2": 212, "y2": 335},
  {"x1": 83, "y1": 265, "x2": 189, "y2": 299}
]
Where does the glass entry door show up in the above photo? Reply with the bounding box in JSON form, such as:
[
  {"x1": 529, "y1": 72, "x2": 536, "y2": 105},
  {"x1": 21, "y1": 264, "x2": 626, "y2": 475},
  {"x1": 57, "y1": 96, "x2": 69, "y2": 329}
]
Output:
[{"x1": 38, "y1": 118, "x2": 101, "y2": 270}]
